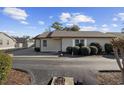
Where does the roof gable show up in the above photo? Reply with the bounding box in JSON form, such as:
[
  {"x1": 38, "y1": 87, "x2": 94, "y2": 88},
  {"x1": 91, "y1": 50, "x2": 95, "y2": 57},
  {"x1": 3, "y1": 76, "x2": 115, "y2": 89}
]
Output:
[{"x1": 0, "y1": 32, "x2": 16, "y2": 42}]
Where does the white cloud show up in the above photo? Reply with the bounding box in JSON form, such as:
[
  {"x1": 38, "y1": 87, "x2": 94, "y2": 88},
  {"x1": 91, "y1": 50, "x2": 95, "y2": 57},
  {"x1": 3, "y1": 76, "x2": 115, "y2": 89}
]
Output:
[
  {"x1": 71, "y1": 14, "x2": 95, "y2": 24},
  {"x1": 112, "y1": 24, "x2": 118, "y2": 27},
  {"x1": 102, "y1": 24, "x2": 108, "y2": 27},
  {"x1": 3, "y1": 7, "x2": 28, "y2": 23},
  {"x1": 80, "y1": 26, "x2": 97, "y2": 31},
  {"x1": 117, "y1": 13, "x2": 124, "y2": 21},
  {"x1": 60, "y1": 12, "x2": 71, "y2": 22},
  {"x1": 38, "y1": 21, "x2": 45, "y2": 25},
  {"x1": 20, "y1": 21, "x2": 28, "y2": 25},
  {"x1": 100, "y1": 27, "x2": 110, "y2": 33},
  {"x1": 66, "y1": 23, "x2": 73, "y2": 27},
  {"x1": 113, "y1": 17, "x2": 118, "y2": 21},
  {"x1": 49, "y1": 16, "x2": 53, "y2": 19},
  {"x1": 60, "y1": 12, "x2": 95, "y2": 24}
]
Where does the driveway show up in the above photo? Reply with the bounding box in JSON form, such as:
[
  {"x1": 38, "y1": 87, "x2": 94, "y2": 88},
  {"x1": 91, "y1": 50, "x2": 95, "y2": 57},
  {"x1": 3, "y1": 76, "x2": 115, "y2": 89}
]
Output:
[
  {"x1": 13, "y1": 56, "x2": 119, "y2": 85},
  {"x1": 12, "y1": 47, "x2": 58, "y2": 56}
]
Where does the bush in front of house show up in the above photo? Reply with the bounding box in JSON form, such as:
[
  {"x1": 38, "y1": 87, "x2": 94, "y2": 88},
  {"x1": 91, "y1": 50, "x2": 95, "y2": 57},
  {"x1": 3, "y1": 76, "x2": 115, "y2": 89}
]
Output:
[
  {"x1": 34, "y1": 47, "x2": 40, "y2": 52},
  {"x1": 78, "y1": 43, "x2": 84, "y2": 48},
  {"x1": 90, "y1": 42, "x2": 102, "y2": 54},
  {"x1": 89, "y1": 46, "x2": 98, "y2": 55},
  {"x1": 66, "y1": 46, "x2": 73, "y2": 54},
  {"x1": 0, "y1": 52, "x2": 12, "y2": 84},
  {"x1": 72, "y1": 46, "x2": 80, "y2": 55},
  {"x1": 104, "y1": 43, "x2": 113, "y2": 54},
  {"x1": 80, "y1": 46, "x2": 91, "y2": 56}
]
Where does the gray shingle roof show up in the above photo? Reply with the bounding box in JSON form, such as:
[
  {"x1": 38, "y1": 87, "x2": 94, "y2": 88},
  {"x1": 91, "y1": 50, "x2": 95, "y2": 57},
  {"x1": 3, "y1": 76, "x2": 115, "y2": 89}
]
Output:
[
  {"x1": 34, "y1": 31, "x2": 116, "y2": 39},
  {"x1": 106, "y1": 32, "x2": 124, "y2": 37}
]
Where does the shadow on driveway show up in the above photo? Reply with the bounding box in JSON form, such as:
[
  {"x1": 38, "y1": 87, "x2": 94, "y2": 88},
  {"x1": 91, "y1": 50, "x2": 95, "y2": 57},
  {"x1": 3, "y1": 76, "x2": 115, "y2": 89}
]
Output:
[{"x1": 102, "y1": 54, "x2": 115, "y2": 59}]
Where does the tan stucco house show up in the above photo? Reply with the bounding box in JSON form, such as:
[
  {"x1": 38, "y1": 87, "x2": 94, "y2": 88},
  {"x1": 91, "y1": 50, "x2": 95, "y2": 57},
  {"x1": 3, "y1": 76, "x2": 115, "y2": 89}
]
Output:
[
  {"x1": 0, "y1": 32, "x2": 16, "y2": 50},
  {"x1": 34, "y1": 31, "x2": 116, "y2": 52}
]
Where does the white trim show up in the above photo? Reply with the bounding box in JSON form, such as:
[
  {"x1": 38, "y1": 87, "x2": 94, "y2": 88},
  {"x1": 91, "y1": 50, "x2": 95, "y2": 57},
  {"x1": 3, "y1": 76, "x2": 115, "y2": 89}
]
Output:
[
  {"x1": 72, "y1": 39, "x2": 75, "y2": 46},
  {"x1": 84, "y1": 39, "x2": 87, "y2": 46}
]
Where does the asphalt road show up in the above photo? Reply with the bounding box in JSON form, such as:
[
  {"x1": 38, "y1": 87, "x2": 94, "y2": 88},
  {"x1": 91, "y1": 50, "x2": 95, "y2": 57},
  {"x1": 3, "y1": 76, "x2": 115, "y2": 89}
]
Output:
[{"x1": 13, "y1": 56, "x2": 119, "y2": 85}]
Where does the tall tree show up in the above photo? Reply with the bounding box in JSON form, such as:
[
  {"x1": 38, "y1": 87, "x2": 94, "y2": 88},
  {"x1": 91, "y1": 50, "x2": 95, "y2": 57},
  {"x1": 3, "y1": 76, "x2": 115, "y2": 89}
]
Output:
[
  {"x1": 51, "y1": 22, "x2": 63, "y2": 31},
  {"x1": 70, "y1": 25, "x2": 80, "y2": 31},
  {"x1": 111, "y1": 37, "x2": 124, "y2": 83},
  {"x1": 63, "y1": 27, "x2": 71, "y2": 31},
  {"x1": 63, "y1": 25, "x2": 80, "y2": 31}
]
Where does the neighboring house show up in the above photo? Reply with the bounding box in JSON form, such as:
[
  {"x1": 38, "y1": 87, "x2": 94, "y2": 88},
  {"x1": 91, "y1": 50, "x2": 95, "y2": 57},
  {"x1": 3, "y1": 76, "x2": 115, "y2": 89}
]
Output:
[
  {"x1": 14, "y1": 37, "x2": 34, "y2": 48},
  {"x1": 0, "y1": 32, "x2": 16, "y2": 50},
  {"x1": 27, "y1": 38, "x2": 34, "y2": 47},
  {"x1": 34, "y1": 31, "x2": 116, "y2": 52},
  {"x1": 14, "y1": 37, "x2": 27, "y2": 48}
]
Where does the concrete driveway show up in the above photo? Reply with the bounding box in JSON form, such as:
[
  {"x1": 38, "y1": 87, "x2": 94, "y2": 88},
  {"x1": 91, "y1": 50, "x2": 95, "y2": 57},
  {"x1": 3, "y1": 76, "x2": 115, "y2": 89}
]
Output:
[
  {"x1": 13, "y1": 56, "x2": 119, "y2": 85},
  {"x1": 12, "y1": 47, "x2": 58, "y2": 56}
]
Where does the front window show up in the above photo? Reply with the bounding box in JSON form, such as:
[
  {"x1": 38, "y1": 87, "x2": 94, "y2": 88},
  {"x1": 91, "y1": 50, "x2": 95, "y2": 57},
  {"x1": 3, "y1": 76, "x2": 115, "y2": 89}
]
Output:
[
  {"x1": 43, "y1": 40, "x2": 47, "y2": 47},
  {"x1": 7, "y1": 40, "x2": 9, "y2": 45},
  {"x1": 80, "y1": 40, "x2": 84, "y2": 46},
  {"x1": 75, "y1": 39, "x2": 79, "y2": 46},
  {"x1": 75, "y1": 39, "x2": 84, "y2": 46},
  {"x1": 0, "y1": 39, "x2": 3, "y2": 45}
]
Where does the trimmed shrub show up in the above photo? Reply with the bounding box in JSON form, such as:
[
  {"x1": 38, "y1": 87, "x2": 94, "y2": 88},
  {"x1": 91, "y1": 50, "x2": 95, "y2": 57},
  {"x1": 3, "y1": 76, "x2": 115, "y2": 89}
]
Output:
[
  {"x1": 66, "y1": 46, "x2": 73, "y2": 54},
  {"x1": 89, "y1": 46, "x2": 98, "y2": 55},
  {"x1": 34, "y1": 47, "x2": 40, "y2": 52},
  {"x1": 0, "y1": 52, "x2": 12, "y2": 84},
  {"x1": 78, "y1": 43, "x2": 84, "y2": 48},
  {"x1": 90, "y1": 42, "x2": 102, "y2": 54},
  {"x1": 80, "y1": 46, "x2": 91, "y2": 56},
  {"x1": 104, "y1": 43, "x2": 113, "y2": 54},
  {"x1": 72, "y1": 46, "x2": 80, "y2": 55}
]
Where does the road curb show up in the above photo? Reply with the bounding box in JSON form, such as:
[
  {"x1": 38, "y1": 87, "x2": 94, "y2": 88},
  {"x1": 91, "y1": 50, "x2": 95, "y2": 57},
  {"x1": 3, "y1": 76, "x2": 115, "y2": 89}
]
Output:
[{"x1": 13, "y1": 56, "x2": 58, "y2": 58}]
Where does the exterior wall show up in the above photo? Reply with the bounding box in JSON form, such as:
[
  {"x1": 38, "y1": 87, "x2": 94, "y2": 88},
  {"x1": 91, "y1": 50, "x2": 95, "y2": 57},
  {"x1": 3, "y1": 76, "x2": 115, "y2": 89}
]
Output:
[
  {"x1": 86, "y1": 38, "x2": 113, "y2": 51},
  {"x1": 27, "y1": 42, "x2": 34, "y2": 47},
  {"x1": 35, "y1": 39, "x2": 40, "y2": 48},
  {"x1": 27, "y1": 40, "x2": 34, "y2": 47},
  {"x1": 35, "y1": 37, "x2": 113, "y2": 52},
  {"x1": 40, "y1": 38, "x2": 61, "y2": 52},
  {"x1": 62, "y1": 38, "x2": 73, "y2": 52},
  {"x1": 62, "y1": 37, "x2": 113, "y2": 52},
  {"x1": 16, "y1": 43, "x2": 23, "y2": 48},
  {"x1": 0, "y1": 33, "x2": 16, "y2": 50}
]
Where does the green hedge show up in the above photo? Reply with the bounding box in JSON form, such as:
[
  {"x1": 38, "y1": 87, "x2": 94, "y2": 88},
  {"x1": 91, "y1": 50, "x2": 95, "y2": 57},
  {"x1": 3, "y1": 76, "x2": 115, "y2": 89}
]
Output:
[
  {"x1": 89, "y1": 46, "x2": 98, "y2": 55},
  {"x1": 104, "y1": 43, "x2": 113, "y2": 54},
  {"x1": 66, "y1": 46, "x2": 73, "y2": 54},
  {"x1": 72, "y1": 46, "x2": 80, "y2": 55},
  {"x1": 0, "y1": 52, "x2": 12, "y2": 84},
  {"x1": 90, "y1": 42, "x2": 102, "y2": 54},
  {"x1": 80, "y1": 46, "x2": 91, "y2": 56}
]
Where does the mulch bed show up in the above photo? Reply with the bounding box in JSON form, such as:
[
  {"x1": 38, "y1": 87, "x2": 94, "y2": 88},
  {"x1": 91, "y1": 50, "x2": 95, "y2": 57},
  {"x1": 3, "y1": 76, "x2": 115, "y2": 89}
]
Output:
[
  {"x1": 5, "y1": 69, "x2": 31, "y2": 85},
  {"x1": 97, "y1": 71, "x2": 122, "y2": 85}
]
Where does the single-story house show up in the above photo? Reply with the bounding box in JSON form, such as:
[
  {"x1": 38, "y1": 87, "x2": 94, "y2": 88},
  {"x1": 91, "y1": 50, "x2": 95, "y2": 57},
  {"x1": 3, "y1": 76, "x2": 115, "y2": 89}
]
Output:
[
  {"x1": 14, "y1": 37, "x2": 27, "y2": 48},
  {"x1": 34, "y1": 31, "x2": 116, "y2": 52},
  {"x1": 14, "y1": 37, "x2": 34, "y2": 48},
  {"x1": 0, "y1": 32, "x2": 16, "y2": 50}
]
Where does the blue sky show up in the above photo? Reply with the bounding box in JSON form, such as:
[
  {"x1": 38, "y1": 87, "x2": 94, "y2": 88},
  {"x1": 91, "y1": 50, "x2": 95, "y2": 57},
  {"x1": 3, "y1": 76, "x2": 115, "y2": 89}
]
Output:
[{"x1": 0, "y1": 7, "x2": 124, "y2": 37}]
